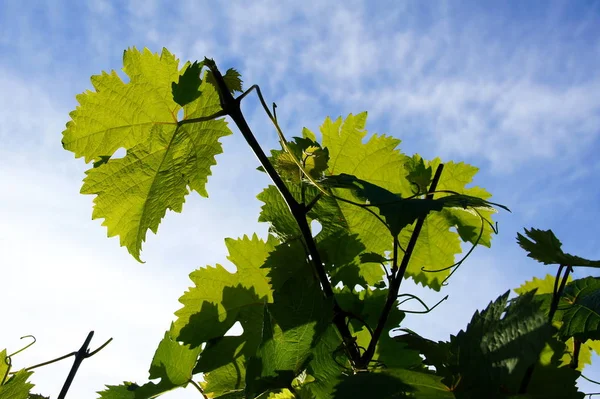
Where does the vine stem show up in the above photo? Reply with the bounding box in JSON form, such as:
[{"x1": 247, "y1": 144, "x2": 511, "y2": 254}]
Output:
[
  {"x1": 549, "y1": 264, "x2": 573, "y2": 322},
  {"x1": 358, "y1": 164, "x2": 444, "y2": 369},
  {"x1": 204, "y1": 60, "x2": 362, "y2": 366},
  {"x1": 57, "y1": 331, "x2": 112, "y2": 399},
  {"x1": 12, "y1": 336, "x2": 113, "y2": 375},
  {"x1": 189, "y1": 379, "x2": 208, "y2": 398}
]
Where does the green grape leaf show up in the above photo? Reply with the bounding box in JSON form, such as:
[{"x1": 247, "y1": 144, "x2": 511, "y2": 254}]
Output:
[
  {"x1": 63, "y1": 47, "x2": 183, "y2": 161},
  {"x1": 393, "y1": 330, "x2": 452, "y2": 378},
  {"x1": 318, "y1": 112, "x2": 411, "y2": 248},
  {"x1": 537, "y1": 336, "x2": 570, "y2": 368},
  {"x1": 514, "y1": 274, "x2": 572, "y2": 296},
  {"x1": 245, "y1": 297, "x2": 328, "y2": 397},
  {"x1": 317, "y1": 231, "x2": 370, "y2": 288},
  {"x1": 203, "y1": 359, "x2": 249, "y2": 399},
  {"x1": 302, "y1": 140, "x2": 329, "y2": 179},
  {"x1": 259, "y1": 114, "x2": 501, "y2": 290},
  {"x1": 274, "y1": 152, "x2": 302, "y2": 181},
  {"x1": 257, "y1": 137, "x2": 329, "y2": 240},
  {"x1": 302, "y1": 127, "x2": 317, "y2": 141},
  {"x1": 302, "y1": 146, "x2": 329, "y2": 179},
  {"x1": 257, "y1": 185, "x2": 301, "y2": 240},
  {"x1": 172, "y1": 234, "x2": 277, "y2": 397},
  {"x1": 252, "y1": 241, "x2": 344, "y2": 398},
  {"x1": 63, "y1": 47, "x2": 233, "y2": 261},
  {"x1": 224, "y1": 68, "x2": 243, "y2": 93},
  {"x1": 512, "y1": 275, "x2": 559, "y2": 329},
  {"x1": 148, "y1": 326, "x2": 201, "y2": 386},
  {"x1": 556, "y1": 337, "x2": 600, "y2": 371},
  {"x1": 207, "y1": 67, "x2": 244, "y2": 94},
  {"x1": 400, "y1": 160, "x2": 504, "y2": 290},
  {"x1": 383, "y1": 369, "x2": 454, "y2": 398},
  {"x1": 261, "y1": 137, "x2": 329, "y2": 183},
  {"x1": 398, "y1": 213, "x2": 460, "y2": 291},
  {"x1": 0, "y1": 370, "x2": 34, "y2": 399},
  {"x1": 405, "y1": 154, "x2": 433, "y2": 194},
  {"x1": 0, "y1": 349, "x2": 9, "y2": 385},
  {"x1": 537, "y1": 334, "x2": 593, "y2": 372},
  {"x1": 257, "y1": 181, "x2": 378, "y2": 289},
  {"x1": 509, "y1": 337, "x2": 584, "y2": 398},
  {"x1": 174, "y1": 233, "x2": 277, "y2": 342},
  {"x1": 554, "y1": 277, "x2": 600, "y2": 341},
  {"x1": 314, "y1": 114, "x2": 500, "y2": 290},
  {"x1": 576, "y1": 339, "x2": 600, "y2": 370},
  {"x1": 584, "y1": 338, "x2": 600, "y2": 355},
  {"x1": 332, "y1": 368, "x2": 454, "y2": 399},
  {"x1": 99, "y1": 327, "x2": 200, "y2": 398},
  {"x1": 520, "y1": 338, "x2": 584, "y2": 399},
  {"x1": 172, "y1": 60, "x2": 203, "y2": 106},
  {"x1": 517, "y1": 228, "x2": 600, "y2": 267},
  {"x1": 525, "y1": 364, "x2": 584, "y2": 399},
  {"x1": 449, "y1": 291, "x2": 554, "y2": 396},
  {"x1": 430, "y1": 159, "x2": 501, "y2": 248},
  {"x1": 513, "y1": 275, "x2": 600, "y2": 344},
  {"x1": 303, "y1": 325, "x2": 346, "y2": 398},
  {"x1": 244, "y1": 240, "x2": 332, "y2": 397},
  {"x1": 310, "y1": 194, "x2": 385, "y2": 288}
]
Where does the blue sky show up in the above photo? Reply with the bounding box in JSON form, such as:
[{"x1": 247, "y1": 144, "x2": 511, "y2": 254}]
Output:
[{"x1": 1, "y1": 0, "x2": 600, "y2": 397}]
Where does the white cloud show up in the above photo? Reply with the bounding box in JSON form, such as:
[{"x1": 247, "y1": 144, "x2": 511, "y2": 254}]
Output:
[
  {"x1": 0, "y1": 72, "x2": 65, "y2": 155},
  {"x1": 361, "y1": 77, "x2": 600, "y2": 172},
  {"x1": 2, "y1": 0, "x2": 600, "y2": 396},
  {"x1": 224, "y1": 3, "x2": 600, "y2": 173}
]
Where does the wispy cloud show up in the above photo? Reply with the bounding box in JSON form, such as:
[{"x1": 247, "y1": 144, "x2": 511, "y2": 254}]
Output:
[{"x1": 1, "y1": 0, "x2": 599, "y2": 396}]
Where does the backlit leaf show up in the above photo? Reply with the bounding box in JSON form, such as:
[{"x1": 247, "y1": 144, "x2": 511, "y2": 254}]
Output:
[
  {"x1": 404, "y1": 154, "x2": 433, "y2": 194},
  {"x1": 448, "y1": 291, "x2": 556, "y2": 396},
  {"x1": 148, "y1": 326, "x2": 201, "y2": 386},
  {"x1": 518, "y1": 228, "x2": 600, "y2": 267},
  {"x1": 514, "y1": 274, "x2": 571, "y2": 296},
  {"x1": 555, "y1": 277, "x2": 600, "y2": 341},
  {"x1": 0, "y1": 370, "x2": 34, "y2": 399},
  {"x1": 257, "y1": 114, "x2": 502, "y2": 290},
  {"x1": 63, "y1": 47, "x2": 233, "y2": 261},
  {"x1": 98, "y1": 326, "x2": 201, "y2": 398},
  {"x1": 173, "y1": 234, "x2": 278, "y2": 397},
  {"x1": 207, "y1": 67, "x2": 243, "y2": 94},
  {"x1": 172, "y1": 60, "x2": 203, "y2": 106}
]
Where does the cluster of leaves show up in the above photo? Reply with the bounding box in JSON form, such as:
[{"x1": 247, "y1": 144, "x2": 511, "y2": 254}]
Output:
[
  {"x1": 41, "y1": 47, "x2": 600, "y2": 398},
  {"x1": 394, "y1": 230, "x2": 600, "y2": 399}
]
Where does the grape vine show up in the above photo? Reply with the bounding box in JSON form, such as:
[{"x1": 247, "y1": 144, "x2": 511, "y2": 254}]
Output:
[{"x1": 5, "y1": 47, "x2": 600, "y2": 398}]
